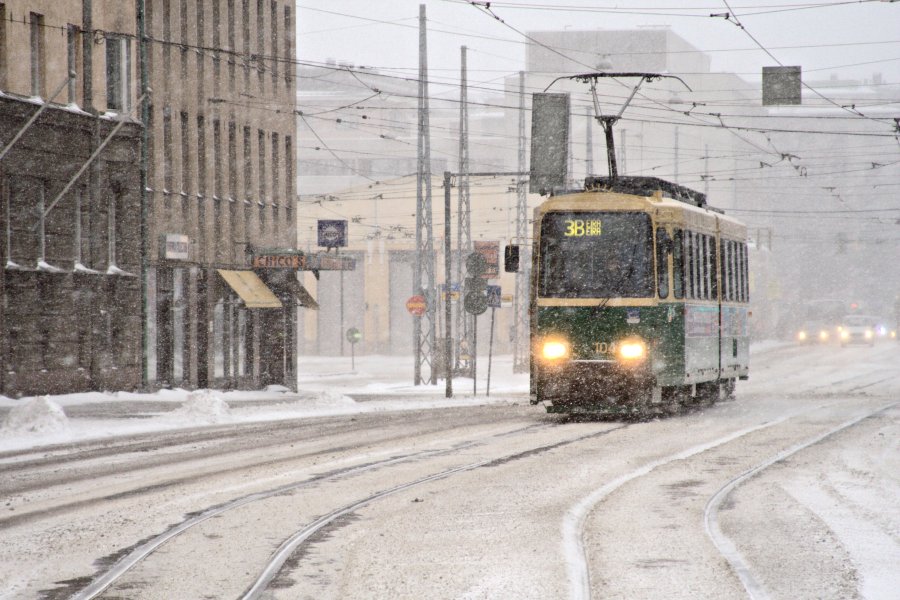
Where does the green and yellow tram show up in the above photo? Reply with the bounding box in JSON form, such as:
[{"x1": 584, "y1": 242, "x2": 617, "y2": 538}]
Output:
[{"x1": 521, "y1": 176, "x2": 749, "y2": 415}]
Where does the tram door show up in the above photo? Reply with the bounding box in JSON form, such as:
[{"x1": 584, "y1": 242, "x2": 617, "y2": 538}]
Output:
[{"x1": 389, "y1": 252, "x2": 415, "y2": 355}]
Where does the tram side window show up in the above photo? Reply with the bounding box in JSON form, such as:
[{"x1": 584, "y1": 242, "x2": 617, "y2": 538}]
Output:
[
  {"x1": 709, "y1": 235, "x2": 719, "y2": 300},
  {"x1": 691, "y1": 231, "x2": 700, "y2": 299},
  {"x1": 672, "y1": 229, "x2": 684, "y2": 299},
  {"x1": 720, "y1": 240, "x2": 729, "y2": 301},
  {"x1": 727, "y1": 240, "x2": 735, "y2": 302},
  {"x1": 742, "y1": 242, "x2": 749, "y2": 302},
  {"x1": 655, "y1": 228, "x2": 670, "y2": 299},
  {"x1": 736, "y1": 242, "x2": 744, "y2": 303},
  {"x1": 694, "y1": 233, "x2": 709, "y2": 300}
]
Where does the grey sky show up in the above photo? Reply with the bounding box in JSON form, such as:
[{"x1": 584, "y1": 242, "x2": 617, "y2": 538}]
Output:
[{"x1": 296, "y1": 0, "x2": 900, "y2": 89}]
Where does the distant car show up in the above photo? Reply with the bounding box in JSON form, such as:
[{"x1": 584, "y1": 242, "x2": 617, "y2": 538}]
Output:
[
  {"x1": 795, "y1": 321, "x2": 833, "y2": 344},
  {"x1": 839, "y1": 315, "x2": 876, "y2": 347}
]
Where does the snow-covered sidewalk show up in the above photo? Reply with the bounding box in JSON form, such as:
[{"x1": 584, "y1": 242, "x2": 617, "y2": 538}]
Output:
[{"x1": 0, "y1": 355, "x2": 529, "y2": 453}]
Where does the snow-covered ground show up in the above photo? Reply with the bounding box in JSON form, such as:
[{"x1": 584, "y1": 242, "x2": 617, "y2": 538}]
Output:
[{"x1": 0, "y1": 354, "x2": 529, "y2": 453}]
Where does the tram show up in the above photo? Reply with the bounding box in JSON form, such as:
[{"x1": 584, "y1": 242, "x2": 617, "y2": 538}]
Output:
[{"x1": 511, "y1": 176, "x2": 750, "y2": 416}]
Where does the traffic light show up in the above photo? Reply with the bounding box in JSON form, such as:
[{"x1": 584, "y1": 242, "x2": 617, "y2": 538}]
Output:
[{"x1": 464, "y1": 252, "x2": 488, "y2": 315}]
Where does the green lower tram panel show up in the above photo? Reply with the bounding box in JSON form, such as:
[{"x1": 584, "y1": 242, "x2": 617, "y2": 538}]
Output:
[{"x1": 532, "y1": 303, "x2": 749, "y2": 413}]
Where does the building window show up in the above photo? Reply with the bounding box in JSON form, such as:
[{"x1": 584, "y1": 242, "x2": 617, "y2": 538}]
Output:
[
  {"x1": 180, "y1": 0, "x2": 189, "y2": 81},
  {"x1": 242, "y1": 0, "x2": 250, "y2": 91},
  {"x1": 212, "y1": 0, "x2": 221, "y2": 93},
  {"x1": 283, "y1": 5, "x2": 292, "y2": 85},
  {"x1": 163, "y1": 0, "x2": 171, "y2": 86},
  {"x1": 270, "y1": 1, "x2": 278, "y2": 83},
  {"x1": 180, "y1": 112, "x2": 191, "y2": 196},
  {"x1": 197, "y1": 116, "x2": 207, "y2": 196},
  {"x1": 67, "y1": 25, "x2": 80, "y2": 104},
  {"x1": 228, "y1": 0, "x2": 236, "y2": 91},
  {"x1": 213, "y1": 119, "x2": 223, "y2": 199},
  {"x1": 256, "y1": 0, "x2": 265, "y2": 89},
  {"x1": 271, "y1": 132, "x2": 279, "y2": 205},
  {"x1": 30, "y1": 12, "x2": 45, "y2": 97},
  {"x1": 228, "y1": 121, "x2": 237, "y2": 200},
  {"x1": 243, "y1": 126, "x2": 253, "y2": 199},
  {"x1": 0, "y1": 4, "x2": 7, "y2": 90},
  {"x1": 163, "y1": 109, "x2": 173, "y2": 194},
  {"x1": 106, "y1": 35, "x2": 132, "y2": 112},
  {"x1": 285, "y1": 135, "x2": 293, "y2": 222},
  {"x1": 196, "y1": 2, "x2": 205, "y2": 100},
  {"x1": 243, "y1": 125, "x2": 253, "y2": 231}
]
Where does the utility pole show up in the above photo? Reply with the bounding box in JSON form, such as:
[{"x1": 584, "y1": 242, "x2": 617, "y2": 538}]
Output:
[
  {"x1": 585, "y1": 105, "x2": 593, "y2": 177},
  {"x1": 513, "y1": 71, "x2": 530, "y2": 373},
  {"x1": 456, "y1": 45, "x2": 471, "y2": 372},
  {"x1": 414, "y1": 4, "x2": 436, "y2": 385}
]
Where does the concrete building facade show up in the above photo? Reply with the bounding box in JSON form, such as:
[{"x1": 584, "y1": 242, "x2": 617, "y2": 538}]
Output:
[
  {"x1": 0, "y1": 1, "x2": 143, "y2": 396},
  {"x1": 142, "y1": 0, "x2": 301, "y2": 391},
  {"x1": 1, "y1": 0, "x2": 303, "y2": 396}
]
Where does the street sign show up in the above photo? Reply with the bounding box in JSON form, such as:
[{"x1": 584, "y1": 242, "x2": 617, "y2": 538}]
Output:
[
  {"x1": 406, "y1": 295, "x2": 427, "y2": 316},
  {"x1": 473, "y1": 240, "x2": 500, "y2": 278},
  {"x1": 317, "y1": 220, "x2": 348, "y2": 248},
  {"x1": 464, "y1": 291, "x2": 488, "y2": 315},
  {"x1": 486, "y1": 285, "x2": 501, "y2": 309},
  {"x1": 346, "y1": 327, "x2": 362, "y2": 344}
]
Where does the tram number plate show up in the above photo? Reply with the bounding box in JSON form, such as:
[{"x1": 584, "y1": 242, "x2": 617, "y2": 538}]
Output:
[{"x1": 593, "y1": 341, "x2": 615, "y2": 355}]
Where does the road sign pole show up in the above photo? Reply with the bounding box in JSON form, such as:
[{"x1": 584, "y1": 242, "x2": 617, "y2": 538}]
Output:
[
  {"x1": 472, "y1": 316, "x2": 477, "y2": 397},
  {"x1": 487, "y1": 306, "x2": 495, "y2": 397}
]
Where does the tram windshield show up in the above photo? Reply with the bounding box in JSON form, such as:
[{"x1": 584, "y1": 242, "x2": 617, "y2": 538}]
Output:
[{"x1": 538, "y1": 211, "x2": 654, "y2": 298}]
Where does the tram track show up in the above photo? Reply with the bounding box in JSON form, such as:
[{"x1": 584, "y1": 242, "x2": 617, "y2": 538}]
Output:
[
  {"x1": 562, "y1": 398, "x2": 896, "y2": 600},
  {"x1": 703, "y1": 401, "x2": 898, "y2": 600},
  {"x1": 67, "y1": 421, "x2": 629, "y2": 600}
]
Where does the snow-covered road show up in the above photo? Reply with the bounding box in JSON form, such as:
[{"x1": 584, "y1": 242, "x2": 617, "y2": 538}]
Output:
[{"x1": 0, "y1": 343, "x2": 897, "y2": 599}]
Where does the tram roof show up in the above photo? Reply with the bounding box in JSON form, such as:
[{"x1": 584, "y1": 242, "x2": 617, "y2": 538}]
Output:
[{"x1": 582, "y1": 176, "x2": 707, "y2": 209}]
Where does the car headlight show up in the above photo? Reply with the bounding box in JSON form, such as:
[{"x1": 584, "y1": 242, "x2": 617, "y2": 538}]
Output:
[
  {"x1": 617, "y1": 339, "x2": 647, "y2": 362},
  {"x1": 819, "y1": 330, "x2": 829, "y2": 341},
  {"x1": 891, "y1": 330, "x2": 897, "y2": 339},
  {"x1": 840, "y1": 330, "x2": 849, "y2": 340},
  {"x1": 865, "y1": 329, "x2": 874, "y2": 339},
  {"x1": 541, "y1": 339, "x2": 569, "y2": 361},
  {"x1": 797, "y1": 331, "x2": 807, "y2": 341}
]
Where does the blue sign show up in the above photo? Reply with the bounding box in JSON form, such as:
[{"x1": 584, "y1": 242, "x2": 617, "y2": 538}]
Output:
[
  {"x1": 486, "y1": 285, "x2": 502, "y2": 309},
  {"x1": 318, "y1": 220, "x2": 348, "y2": 248}
]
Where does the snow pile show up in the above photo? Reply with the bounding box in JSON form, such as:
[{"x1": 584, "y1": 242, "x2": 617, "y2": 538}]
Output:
[
  {"x1": 1, "y1": 396, "x2": 70, "y2": 435},
  {"x1": 170, "y1": 390, "x2": 232, "y2": 424},
  {"x1": 308, "y1": 390, "x2": 357, "y2": 407}
]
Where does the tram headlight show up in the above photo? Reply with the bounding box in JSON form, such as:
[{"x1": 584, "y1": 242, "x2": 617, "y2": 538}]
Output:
[
  {"x1": 540, "y1": 339, "x2": 570, "y2": 362},
  {"x1": 617, "y1": 339, "x2": 647, "y2": 362}
]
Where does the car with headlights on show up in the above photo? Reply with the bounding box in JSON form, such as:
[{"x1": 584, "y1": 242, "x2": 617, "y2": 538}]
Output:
[
  {"x1": 795, "y1": 320, "x2": 833, "y2": 344},
  {"x1": 839, "y1": 315, "x2": 876, "y2": 347}
]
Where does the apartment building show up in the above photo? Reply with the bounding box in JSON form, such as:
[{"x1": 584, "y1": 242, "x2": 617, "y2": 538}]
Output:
[
  {"x1": 0, "y1": 2, "x2": 143, "y2": 396},
  {"x1": 143, "y1": 0, "x2": 300, "y2": 390},
  {"x1": 0, "y1": 1, "x2": 301, "y2": 397}
]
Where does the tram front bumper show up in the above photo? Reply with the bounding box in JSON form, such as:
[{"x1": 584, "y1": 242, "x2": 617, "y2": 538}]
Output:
[{"x1": 535, "y1": 359, "x2": 655, "y2": 405}]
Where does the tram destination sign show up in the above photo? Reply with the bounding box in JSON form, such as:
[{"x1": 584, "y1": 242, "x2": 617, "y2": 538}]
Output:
[{"x1": 252, "y1": 251, "x2": 355, "y2": 271}]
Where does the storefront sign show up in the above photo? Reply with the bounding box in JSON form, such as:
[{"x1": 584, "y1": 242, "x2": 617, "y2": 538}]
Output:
[
  {"x1": 252, "y1": 251, "x2": 355, "y2": 271},
  {"x1": 161, "y1": 234, "x2": 190, "y2": 260}
]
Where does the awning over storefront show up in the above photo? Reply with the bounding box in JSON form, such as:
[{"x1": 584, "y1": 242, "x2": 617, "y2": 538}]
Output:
[
  {"x1": 217, "y1": 270, "x2": 283, "y2": 308},
  {"x1": 285, "y1": 277, "x2": 319, "y2": 310}
]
